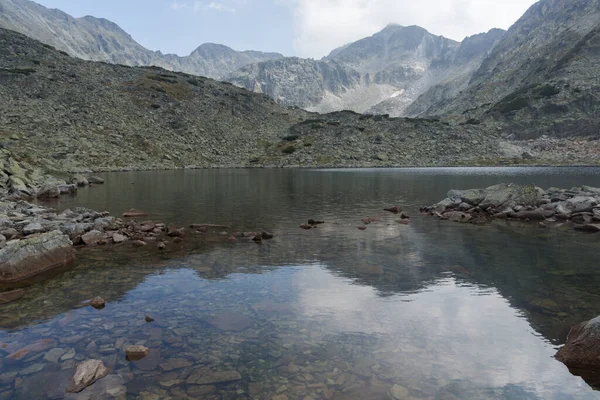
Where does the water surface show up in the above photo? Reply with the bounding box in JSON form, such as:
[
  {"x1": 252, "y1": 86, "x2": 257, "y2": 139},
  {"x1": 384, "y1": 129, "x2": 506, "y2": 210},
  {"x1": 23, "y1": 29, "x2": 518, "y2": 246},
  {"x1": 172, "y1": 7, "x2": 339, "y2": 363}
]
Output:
[{"x1": 3, "y1": 167, "x2": 600, "y2": 399}]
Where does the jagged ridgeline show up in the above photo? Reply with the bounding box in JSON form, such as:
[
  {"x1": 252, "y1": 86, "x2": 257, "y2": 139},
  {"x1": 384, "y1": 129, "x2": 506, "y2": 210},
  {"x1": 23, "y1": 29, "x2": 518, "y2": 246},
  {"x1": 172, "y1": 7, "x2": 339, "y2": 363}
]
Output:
[{"x1": 0, "y1": 28, "x2": 505, "y2": 172}]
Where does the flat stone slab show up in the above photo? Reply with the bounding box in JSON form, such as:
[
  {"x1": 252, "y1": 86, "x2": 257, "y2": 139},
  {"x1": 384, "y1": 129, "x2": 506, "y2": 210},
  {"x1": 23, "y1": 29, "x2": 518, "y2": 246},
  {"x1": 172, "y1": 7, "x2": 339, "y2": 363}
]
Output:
[{"x1": 186, "y1": 369, "x2": 242, "y2": 385}]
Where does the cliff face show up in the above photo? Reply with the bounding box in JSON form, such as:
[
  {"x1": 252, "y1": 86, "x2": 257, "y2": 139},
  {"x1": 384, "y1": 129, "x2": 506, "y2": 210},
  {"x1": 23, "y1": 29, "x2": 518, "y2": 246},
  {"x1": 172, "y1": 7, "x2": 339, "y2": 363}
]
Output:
[
  {"x1": 412, "y1": 0, "x2": 600, "y2": 139},
  {"x1": 0, "y1": 0, "x2": 283, "y2": 79}
]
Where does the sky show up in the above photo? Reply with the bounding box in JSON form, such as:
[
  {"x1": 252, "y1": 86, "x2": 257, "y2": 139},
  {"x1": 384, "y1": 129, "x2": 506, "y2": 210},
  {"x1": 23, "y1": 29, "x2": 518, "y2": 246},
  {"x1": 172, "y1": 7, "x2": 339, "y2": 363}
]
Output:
[{"x1": 34, "y1": 0, "x2": 539, "y2": 59}]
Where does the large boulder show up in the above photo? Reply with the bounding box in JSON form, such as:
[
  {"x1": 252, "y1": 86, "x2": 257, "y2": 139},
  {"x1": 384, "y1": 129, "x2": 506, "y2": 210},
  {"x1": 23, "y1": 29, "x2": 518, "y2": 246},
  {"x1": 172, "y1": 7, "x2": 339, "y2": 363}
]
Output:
[
  {"x1": 447, "y1": 188, "x2": 486, "y2": 206},
  {"x1": 0, "y1": 230, "x2": 75, "y2": 283},
  {"x1": 556, "y1": 316, "x2": 600, "y2": 369},
  {"x1": 479, "y1": 183, "x2": 544, "y2": 209}
]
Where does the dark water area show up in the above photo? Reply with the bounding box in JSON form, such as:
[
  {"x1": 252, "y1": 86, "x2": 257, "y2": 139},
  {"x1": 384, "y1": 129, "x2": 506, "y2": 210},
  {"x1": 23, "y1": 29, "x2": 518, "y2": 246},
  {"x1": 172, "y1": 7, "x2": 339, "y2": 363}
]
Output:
[{"x1": 3, "y1": 167, "x2": 600, "y2": 399}]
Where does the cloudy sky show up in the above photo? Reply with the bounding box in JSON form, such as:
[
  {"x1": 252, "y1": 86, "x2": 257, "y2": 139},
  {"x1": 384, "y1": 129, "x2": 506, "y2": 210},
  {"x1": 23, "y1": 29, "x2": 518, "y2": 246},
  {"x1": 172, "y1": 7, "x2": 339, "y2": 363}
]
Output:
[{"x1": 35, "y1": 0, "x2": 538, "y2": 58}]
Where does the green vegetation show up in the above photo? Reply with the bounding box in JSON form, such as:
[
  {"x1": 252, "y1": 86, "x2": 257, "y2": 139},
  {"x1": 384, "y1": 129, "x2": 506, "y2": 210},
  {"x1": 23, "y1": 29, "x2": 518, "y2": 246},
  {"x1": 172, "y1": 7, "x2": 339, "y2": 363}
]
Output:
[
  {"x1": 492, "y1": 84, "x2": 561, "y2": 114},
  {"x1": 282, "y1": 145, "x2": 296, "y2": 154},
  {"x1": 148, "y1": 74, "x2": 178, "y2": 84}
]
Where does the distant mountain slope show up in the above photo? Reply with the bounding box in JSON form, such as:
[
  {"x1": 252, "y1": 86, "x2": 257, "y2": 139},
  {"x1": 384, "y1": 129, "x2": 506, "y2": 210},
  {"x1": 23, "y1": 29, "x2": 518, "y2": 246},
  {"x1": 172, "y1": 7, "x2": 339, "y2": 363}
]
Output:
[
  {"x1": 0, "y1": 0, "x2": 283, "y2": 79},
  {"x1": 413, "y1": 0, "x2": 600, "y2": 139},
  {"x1": 228, "y1": 24, "x2": 501, "y2": 115}
]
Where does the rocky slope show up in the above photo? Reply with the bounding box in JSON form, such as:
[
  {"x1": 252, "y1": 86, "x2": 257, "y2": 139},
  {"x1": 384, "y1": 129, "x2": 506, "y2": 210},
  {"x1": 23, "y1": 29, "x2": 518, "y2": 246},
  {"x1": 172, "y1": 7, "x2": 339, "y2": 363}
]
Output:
[
  {"x1": 0, "y1": 0, "x2": 283, "y2": 79},
  {"x1": 0, "y1": 27, "x2": 516, "y2": 175},
  {"x1": 413, "y1": 0, "x2": 600, "y2": 140},
  {"x1": 228, "y1": 24, "x2": 503, "y2": 115}
]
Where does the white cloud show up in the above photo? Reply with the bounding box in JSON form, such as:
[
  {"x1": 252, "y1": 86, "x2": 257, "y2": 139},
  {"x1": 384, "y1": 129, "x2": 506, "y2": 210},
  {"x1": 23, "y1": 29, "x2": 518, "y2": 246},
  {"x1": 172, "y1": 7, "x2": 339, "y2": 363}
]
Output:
[
  {"x1": 193, "y1": 0, "x2": 236, "y2": 13},
  {"x1": 287, "y1": 0, "x2": 538, "y2": 58},
  {"x1": 170, "y1": 0, "x2": 188, "y2": 10}
]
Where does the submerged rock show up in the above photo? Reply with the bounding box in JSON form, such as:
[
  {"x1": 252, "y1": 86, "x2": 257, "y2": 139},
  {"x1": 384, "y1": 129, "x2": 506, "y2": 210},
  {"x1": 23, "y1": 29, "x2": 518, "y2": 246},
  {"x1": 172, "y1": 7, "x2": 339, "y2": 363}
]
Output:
[
  {"x1": 6, "y1": 338, "x2": 56, "y2": 361},
  {"x1": 67, "y1": 359, "x2": 109, "y2": 393},
  {"x1": 556, "y1": 316, "x2": 600, "y2": 369},
  {"x1": 122, "y1": 209, "x2": 148, "y2": 218},
  {"x1": 125, "y1": 345, "x2": 150, "y2": 361},
  {"x1": 0, "y1": 230, "x2": 75, "y2": 283},
  {"x1": 0, "y1": 288, "x2": 24, "y2": 304},
  {"x1": 387, "y1": 384, "x2": 409, "y2": 399},
  {"x1": 186, "y1": 369, "x2": 242, "y2": 385}
]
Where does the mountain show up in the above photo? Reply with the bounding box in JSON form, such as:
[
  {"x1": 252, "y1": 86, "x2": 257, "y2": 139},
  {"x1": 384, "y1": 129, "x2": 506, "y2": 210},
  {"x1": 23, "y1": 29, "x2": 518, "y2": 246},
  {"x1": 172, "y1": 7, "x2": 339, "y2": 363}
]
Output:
[
  {"x1": 0, "y1": 0, "x2": 283, "y2": 79},
  {"x1": 411, "y1": 0, "x2": 600, "y2": 139},
  {"x1": 0, "y1": 27, "x2": 516, "y2": 175},
  {"x1": 377, "y1": 28, "x2": 506, "y2": 116},
  {"x1": 227, "y1": 24, "x2": 503, "y2": 115}
]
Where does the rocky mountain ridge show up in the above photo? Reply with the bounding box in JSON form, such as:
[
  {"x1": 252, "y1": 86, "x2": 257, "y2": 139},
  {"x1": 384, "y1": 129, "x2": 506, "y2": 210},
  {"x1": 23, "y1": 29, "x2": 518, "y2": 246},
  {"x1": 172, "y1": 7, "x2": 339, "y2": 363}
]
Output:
[
  {"x1": 228, "y1": 25, "x2": 505, "y2": 116},
  {"x1": 0, "y1": 0, "x2": 284, "y2": 79},
  {"x1": 410, "y1": 0, "x2": 600, "y2": 140}
]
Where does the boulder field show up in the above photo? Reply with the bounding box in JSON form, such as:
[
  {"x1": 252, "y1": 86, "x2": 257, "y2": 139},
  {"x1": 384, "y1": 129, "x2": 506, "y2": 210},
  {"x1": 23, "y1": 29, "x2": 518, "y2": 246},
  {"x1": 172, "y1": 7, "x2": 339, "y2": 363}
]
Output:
[{"x1": 422, "y1": 183, "x2": 600, "y2": 231}]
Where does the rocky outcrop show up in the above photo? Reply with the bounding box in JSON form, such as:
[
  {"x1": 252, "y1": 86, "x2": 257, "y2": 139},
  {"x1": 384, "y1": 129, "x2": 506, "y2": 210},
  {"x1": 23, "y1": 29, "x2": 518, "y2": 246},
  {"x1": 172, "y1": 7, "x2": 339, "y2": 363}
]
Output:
[
  {"x1": 556, "y1": 316, "x2": 600, "y2": 369},
  {"x1": 423, "y1": 184, "x2": 600, "y2": 230},
  {"x1": 419, "y1": 0, "x2": 600, "y2": 140},
  {"x1": 0, "y1": 230, "x2": 75, "y2": 283}
]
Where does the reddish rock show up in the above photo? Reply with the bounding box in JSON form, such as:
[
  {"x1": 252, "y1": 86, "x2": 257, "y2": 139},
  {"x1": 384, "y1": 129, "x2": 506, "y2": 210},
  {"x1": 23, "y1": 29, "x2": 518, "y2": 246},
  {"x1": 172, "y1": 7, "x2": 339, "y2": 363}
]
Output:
[
  {"x1": 145, "y1": 315, "x2": 155, "y2": 323},
  {"x1": 361, "y1": 216, "x2": 381, "y2": 224},
  {"x1": 299, "y1": 224, "x2": 313, "y2": 230},
  {"x1": 227, "y1": 236, "x2": 237, "y2": 243},
  {"x1": 90, "y1": 296, "x2": 105, "y2": 309},
  {"x1": 7, "y1": 339, "x2": 56, "y2": 360},
  {"x1": 122, "y1": 209, "x2": 149, "y2": 218},
  {"x1": 357, "y1": 226, "x2": 367, "y2": 231},
  {"x1": 173, "y1": 237, "x2": 183, "y2": 244},
  {"x1": 0, "y1": 289, "x2": 24, "y2": 304},
  {"x1": 113, "y1": 233, "x2": 127, "y2": 244},
  {"x1": 261, "y1": 232, "x2": 274, "y2": 240},
  {"x1": 132, "y1": 240, "x2": 147, "y2": 247},
  {"x1": 125, "y1": 345, "x2": 150, "y2": 361},
  {"x1": 556, "y1": 316, "x2": 600, "y2": 370},
  {"x1": 384, "y1": 206, "x2": 402, "y2": 214},
  {"x1": 167, "y1": 226, "x2": 184, "y2": 237},
  {"x1": 395, "y1": 219, "x2": 410, "y2": 225}
]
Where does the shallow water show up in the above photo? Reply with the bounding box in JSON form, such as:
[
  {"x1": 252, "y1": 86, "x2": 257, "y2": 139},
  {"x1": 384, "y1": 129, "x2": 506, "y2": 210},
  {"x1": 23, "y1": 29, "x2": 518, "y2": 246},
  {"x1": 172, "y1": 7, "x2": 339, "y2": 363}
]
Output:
[{"x1": 3, "y1": 167, "x2": 600, "y2": 399}]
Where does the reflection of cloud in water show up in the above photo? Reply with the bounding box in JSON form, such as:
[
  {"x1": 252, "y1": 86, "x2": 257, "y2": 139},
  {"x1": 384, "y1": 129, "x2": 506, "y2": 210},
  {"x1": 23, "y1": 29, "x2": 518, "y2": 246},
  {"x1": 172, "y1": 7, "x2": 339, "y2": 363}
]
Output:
[{"x1": 292, "y1": 265, "x2": 597, "y2": 399}]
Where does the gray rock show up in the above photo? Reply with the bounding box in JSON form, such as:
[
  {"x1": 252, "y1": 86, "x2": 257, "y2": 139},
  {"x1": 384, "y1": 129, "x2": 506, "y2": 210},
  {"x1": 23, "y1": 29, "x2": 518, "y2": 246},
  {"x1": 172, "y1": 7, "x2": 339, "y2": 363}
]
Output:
[
  {"x1": 87, "y1": 176, "x2": 105, "y2": 184},
  {"x1": 23, "y1": 222, "x2": 45, "y2": 235},
  {"x1": 70, "y1": 175, "x2": 89, "y2": 187},
  {"x1": 81, "y1": 230, "x2": 103, "y2": 246},
  {"x1": 67, "y1": 360, "x2": 109, "y2": 393},
  {"x1": 447, "y1": 188, "x2": 486, "y2": 206},
  {"x1": 0, "y1": 230, "x2": 75, "y2": 283}
]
